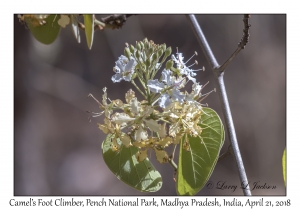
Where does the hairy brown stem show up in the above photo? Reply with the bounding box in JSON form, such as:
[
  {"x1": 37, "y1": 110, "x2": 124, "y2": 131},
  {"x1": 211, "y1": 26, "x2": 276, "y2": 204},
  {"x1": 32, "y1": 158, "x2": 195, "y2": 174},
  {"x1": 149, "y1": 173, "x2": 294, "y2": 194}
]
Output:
[{"x1": 219, "y1": 14, "x2": 251, "y2": 73}]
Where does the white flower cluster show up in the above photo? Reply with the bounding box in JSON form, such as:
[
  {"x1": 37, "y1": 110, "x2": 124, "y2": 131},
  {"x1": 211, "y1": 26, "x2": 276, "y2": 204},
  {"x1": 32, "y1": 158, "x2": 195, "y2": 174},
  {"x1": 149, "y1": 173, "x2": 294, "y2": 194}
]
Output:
[
  {"x1": 111, "y1": 55, "x2": 137, "y2": 83},
  {"x1": 89, "y1": 39, "x2": 210, "y2": 164}
]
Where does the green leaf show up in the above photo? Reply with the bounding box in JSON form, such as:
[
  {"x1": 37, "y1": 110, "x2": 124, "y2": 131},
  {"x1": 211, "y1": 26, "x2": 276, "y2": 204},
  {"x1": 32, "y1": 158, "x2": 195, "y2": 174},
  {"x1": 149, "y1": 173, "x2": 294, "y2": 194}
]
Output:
[
  {"x1": 102, "y1": 135, "x2": 162, "y2": 192},
  {"x1": 26, "y1": 15, "x2": 60, "y2": 45},
  {"x1": 176, "y1": 107, "x2": 225, "y2": 195},
  {"x1": 84, "y1": 14, "x2": 94, "y2": 49},
  {"x1": 282, "y1": 148, "x2": 286, "y2": 186}
]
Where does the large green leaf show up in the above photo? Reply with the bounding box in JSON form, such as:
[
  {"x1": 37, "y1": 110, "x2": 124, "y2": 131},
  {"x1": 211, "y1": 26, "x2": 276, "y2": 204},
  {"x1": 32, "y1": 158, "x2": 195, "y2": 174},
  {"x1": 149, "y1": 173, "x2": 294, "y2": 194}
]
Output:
[
  {"x1": 102, "y1": 135, "x2": 162, "y2": 192},
  {"x1": 84, "y1": 15, "x2": 94, "y2": 49},
  {"x1": 26, "y1": 15, "x2": 60, "y2": 45},
  {"x1": 176, "y1": 107, "x2": 225, "y2": 195},
  {"x1": 282, "y1": 148, "x2": 286, "y2": 186}
]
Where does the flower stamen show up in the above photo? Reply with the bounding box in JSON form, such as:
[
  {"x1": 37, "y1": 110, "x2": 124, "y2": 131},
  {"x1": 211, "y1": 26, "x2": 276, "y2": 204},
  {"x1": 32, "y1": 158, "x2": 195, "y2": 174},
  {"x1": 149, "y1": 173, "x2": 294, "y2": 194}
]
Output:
[{"x1": 88, "y1": 93, "x2": 103, "y2": 107}]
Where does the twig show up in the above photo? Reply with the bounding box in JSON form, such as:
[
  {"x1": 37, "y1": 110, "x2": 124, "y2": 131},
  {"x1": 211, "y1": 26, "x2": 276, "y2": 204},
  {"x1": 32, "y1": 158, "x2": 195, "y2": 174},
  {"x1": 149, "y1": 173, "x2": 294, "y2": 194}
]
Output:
[
  {"x1": 218, "y1": 145, "x2": 233, "y2": 162},
  {"x1": 239, "y1": 15, "x2": 251, "y2": 49},
  {"x1": 186, "y1": 14, "x2": 252, "y2": 196},
  {"x1": 219, "y1": 14, "x2": 251, "y2": 73},
  {"x1": 77, "y1": 14, "x2": 136, "y2": 31},
  {"x1": 168, "y1": 158, "x2": 178, "y2": 171},
  {"x1": 100, "y1": 14, "x2": 136, "y2": 29}
]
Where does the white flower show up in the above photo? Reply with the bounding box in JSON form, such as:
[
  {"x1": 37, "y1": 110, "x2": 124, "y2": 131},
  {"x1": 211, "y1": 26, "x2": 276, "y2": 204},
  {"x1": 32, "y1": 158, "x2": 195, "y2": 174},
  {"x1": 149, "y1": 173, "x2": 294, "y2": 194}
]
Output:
[
  {"x1": 185, "y1": 73, "x2": 196, "y2": 84},
  {"x1": 172, "y1": 53, "x2": 185, "y2": 69},
  {"x1": 120, "y1": 135, "x2": 132, "y2": 147},
  {"x1": 144, "y1": 119, "x2": 160, "y2": 132},
  {"x1": 135, "y1": 126, "x2": 148, "y2": 141},
  {"x1": 125, "y1": 89, "x2": 135, "y2": 103},
  {"x1": 157, "y1": 136, "x2": 173, "y2": 147},
  {"x1": 162, "y1": 69, "x2": 185, "y2": 88},
  {"x1": 185, "y1": 82, "x2": 202, "y2": 103},
  {"x1": 147, "y1": 79, "x2": 164, "y2": 93},
  {"x1": 161, "y1": 69, "x2": 173, "y2": 86},
  {"x1": 171, "y1": 88, "x2": 185, "y2": 102},
  {"x1": 154, "y1": 148, "x2": 168, "y2": 163},
  {"x1": 158, "y1": 94, "x2": 172, "y2": 109},
  {"x1": 168, "y1": 102, "x2": 202, "y2": 137},
  {"x1": 148, "y1": 69, "x2": 185, "y2": 108},
  {"x1": 111, "y1": 113, "x2": 135, "y2": 125},
  {"x1": 158, "y1": 123, "x2": 167, "y2": 138},
  {"x1": 158, "y1": 89, "x2": 185, "y2": 109},
  {"x1": 172, "y1": 52, "x2": 200, "y2": 84},
  {"x1": 112, "y1": 55, "x2": 137, "y2": 83},
  {"x1": 136, "y1": 149, "x2": 148, "y2": 162},
  {"x1": 130, "y1": 97, "x2": 140, "y2": 115}
]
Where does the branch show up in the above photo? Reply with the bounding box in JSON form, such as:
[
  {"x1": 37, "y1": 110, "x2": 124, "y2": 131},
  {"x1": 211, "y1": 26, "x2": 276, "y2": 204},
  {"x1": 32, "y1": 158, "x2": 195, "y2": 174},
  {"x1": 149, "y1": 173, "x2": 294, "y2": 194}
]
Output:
[
  {"x1": 100, "y1": 14, "x2": 136, "y2": 29},
  {"x1": 186, "y1": 14, "x2": 252, "y2": 196},
  {"x1": 168, "y1": 158, "x2": 178, "y2": 171},
  {"x1": 219, "y1": 15, "x2": 251, "y2": 72},
  {"x1": 239, "y1": 14, "x2": 251, "y2": 49},
  {"x1": 218, "y1": 145, "x2": 233, "y2": 162},
  {"x1": 77, "y1": 14, "x2": 136, "y2": 31}
]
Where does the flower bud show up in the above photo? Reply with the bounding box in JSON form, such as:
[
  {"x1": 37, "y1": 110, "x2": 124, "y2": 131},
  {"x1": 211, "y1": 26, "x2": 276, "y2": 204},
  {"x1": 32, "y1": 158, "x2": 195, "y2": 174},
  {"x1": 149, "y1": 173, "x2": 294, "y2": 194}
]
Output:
[
  {"x1": 137, "y1": 42, "x2": 142, "y2": 51},
  {"x1": 130, "y1": 45, "x2": 135, "y2": 53},
  {"x1": 124, "y1": 47, "x2": 131, "y2": 60},
  {"x1": 139, "y1": 41, "x2": 144, "y2": 50},
  {"x1": 131, "y1": 73, "x2": 137, "y2": 80},
  {"x1": 158, "y1": 49, "x2": 164, "y2": 58},
  {"x1": 165, "y1": 60, "x2": 174, "y2": 70},
  {"x1": 161, "y1": 44, "x2": 166, "y2": 52},
  {"x1": 152, "y1": 52, "x2": 158, "y2": 61},
  {"x1": 148, "y1": 47, "x2": 153, "y2": 56},
  {"x1": 165, "y1": 46, "x2": 172, "y2": 56},
  {"x1": 146, "y1": 57, "x2": 151, "y2": 67},
  {"x1": 135, "y1": 50, "x2": 141, "y2": 59}
]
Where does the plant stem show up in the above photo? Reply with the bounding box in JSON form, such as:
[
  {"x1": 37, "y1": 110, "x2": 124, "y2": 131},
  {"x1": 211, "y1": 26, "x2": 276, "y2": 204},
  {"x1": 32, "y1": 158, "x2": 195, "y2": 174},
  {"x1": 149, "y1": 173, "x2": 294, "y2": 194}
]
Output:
[
  {"x1": 94, "y1": 19, "x2": 106, "y2": 27},
  {"x1": 218, "y1": 145, "x2": 232, "y2": 162},
  {"x1": 131, "y1": 80, "x2": 146, "y2": 98},
  {"x1": 168, "y1": 158, "x2": 178, "y2": 171},
  {"x1": 219, "y1": 15, "x2": 251, "y2": 72},
  {"x1": 186, "y1": 14, "x2": 252, "y2": 196}
]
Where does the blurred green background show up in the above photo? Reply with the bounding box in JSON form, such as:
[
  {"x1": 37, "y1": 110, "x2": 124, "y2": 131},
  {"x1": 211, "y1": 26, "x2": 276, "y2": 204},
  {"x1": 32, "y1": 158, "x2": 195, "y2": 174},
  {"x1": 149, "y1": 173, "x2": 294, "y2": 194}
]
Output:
[{"x1": 14, "y1": 14, "x2": 286, "y2": 195}]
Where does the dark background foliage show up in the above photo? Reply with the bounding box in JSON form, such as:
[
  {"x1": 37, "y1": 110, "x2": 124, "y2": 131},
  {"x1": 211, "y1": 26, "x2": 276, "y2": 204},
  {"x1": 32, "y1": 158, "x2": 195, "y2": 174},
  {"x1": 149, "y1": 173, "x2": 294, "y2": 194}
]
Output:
[{"x1": 14, "y1": 14, "x2": 286, "y2": 195}]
